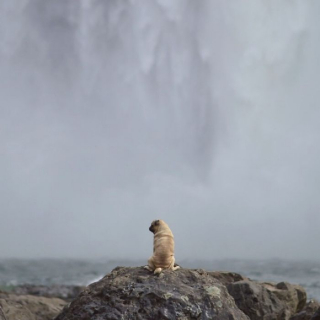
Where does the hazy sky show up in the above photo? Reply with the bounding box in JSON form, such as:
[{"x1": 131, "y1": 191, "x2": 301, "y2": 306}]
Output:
[{"x1": 0, "y1": 1, "x2": 320, "y2": 261}]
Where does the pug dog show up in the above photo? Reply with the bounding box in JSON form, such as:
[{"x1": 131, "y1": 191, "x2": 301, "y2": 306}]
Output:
[{"x1": 144, "y1": 219, "x2": 180, "y2": 274}]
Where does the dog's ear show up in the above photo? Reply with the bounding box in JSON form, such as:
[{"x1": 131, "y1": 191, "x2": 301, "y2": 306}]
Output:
[{"x1": 155, "y1": 220, "x2": 160, "y2": 226}]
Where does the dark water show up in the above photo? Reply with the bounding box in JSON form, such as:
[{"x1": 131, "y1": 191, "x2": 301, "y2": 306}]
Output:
[{"x1": 0, "y1": 259, "x2": 319, "y2": 300}]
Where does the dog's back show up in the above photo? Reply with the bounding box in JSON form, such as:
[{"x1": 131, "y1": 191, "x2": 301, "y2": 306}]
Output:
[
  {"x1": 145, "y1": 219, "x2": 180, "y2": 274},
  {"x1": 153, "y1": 221, "x2": 175, "y2": 268}
]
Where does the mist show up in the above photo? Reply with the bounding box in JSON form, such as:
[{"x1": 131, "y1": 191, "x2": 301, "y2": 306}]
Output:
[{"x1": 0, "y1": 1, "x2": 319, "y2": 261}]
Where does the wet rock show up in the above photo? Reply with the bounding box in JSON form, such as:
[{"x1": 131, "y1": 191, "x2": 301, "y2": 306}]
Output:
[
  {"x1": 0, "y1": 291, "x2": 67, "y2": 320},
  {"x1": 290, "y1": 299, "x2": 320, "y2": 320},
  {"x1": 55, "y1": 267, "x2": 249, "y2": 320},
  {"x1": 227, "y1": 280, "x2": 307, "y2": 320}
]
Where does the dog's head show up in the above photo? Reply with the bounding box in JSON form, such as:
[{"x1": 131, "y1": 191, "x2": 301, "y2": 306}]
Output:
[{"x1": 149, "y1": 219, "x2": 163, "y2": 234}]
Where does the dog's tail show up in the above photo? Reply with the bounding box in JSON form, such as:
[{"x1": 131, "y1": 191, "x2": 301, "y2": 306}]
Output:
[{"x1": 154, "y1": 268, "x2": 162, "y2": 275}]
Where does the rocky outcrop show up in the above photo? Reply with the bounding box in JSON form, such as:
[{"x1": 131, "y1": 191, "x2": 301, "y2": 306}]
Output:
[
  {"x1": 54, "y1": 266, "x2": 313, "y2": 320},
  {"x1": 0, "y1": 291, "x2": 67, "y2": 320},
  {"x1": 55, "y1": 267, "x2": 249, "y2": 320},
  {"x1": 1, "y1": 267, "x2": 316, "y2": 320}
]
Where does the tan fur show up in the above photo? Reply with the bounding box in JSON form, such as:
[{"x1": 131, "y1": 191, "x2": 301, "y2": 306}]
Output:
[{"x1": 144, "y1": 219, "x2": 180, "y2": 274}]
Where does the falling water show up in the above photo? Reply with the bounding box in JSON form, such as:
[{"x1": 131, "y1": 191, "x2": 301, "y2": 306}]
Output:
[{"x1": 0, "y1": 1, "x2": 320, "y2": 260}]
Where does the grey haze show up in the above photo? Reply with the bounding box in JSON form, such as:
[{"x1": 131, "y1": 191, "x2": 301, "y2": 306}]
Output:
[{"x1": 0, "y1": 1, "x2": 319, "y2": 261}]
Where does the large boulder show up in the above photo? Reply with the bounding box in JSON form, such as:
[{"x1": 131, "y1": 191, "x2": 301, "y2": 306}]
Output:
[
  {"x1": 227, "y1": 279, "x2": 307, "y2": 320},
  {"x1": 0, "y1": 291, "x2": 67, "y2": 320},
  {"x1": 55, "y1": 267, "x2": 249, "y2": 320}
]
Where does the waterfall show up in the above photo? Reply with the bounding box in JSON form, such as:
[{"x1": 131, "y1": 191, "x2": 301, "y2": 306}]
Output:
[{"x1": 0, "y1": 1, "x2": 319, "y2": 259}]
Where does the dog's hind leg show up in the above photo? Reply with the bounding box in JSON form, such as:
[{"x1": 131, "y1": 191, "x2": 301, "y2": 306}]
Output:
[
  {"x1": 154, "y1": 268, "x2": 162, "y2": 274},
  {"x1": 169, "y1": 257, "x2": 180, "y2": 271},
  {"x1": 144, "y1": 265, "x2": 153, "y2": 271},
  {"x1": 144, "y1": 257, "x2": 155, "y2": 272}
]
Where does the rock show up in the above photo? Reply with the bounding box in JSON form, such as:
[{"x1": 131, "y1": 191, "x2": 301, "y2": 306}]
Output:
[
  {"x1": 311, "y1": 307, "x2": 320, "y2": 320},
  {"x1": 290, "y1": 300, "x2": 320, "y2": 320},
  {"x1": 11, "y1": 284, "x2": 83, "y2": 300},
  {"x1": 0, "y1": 306, "x2": 7, "y2": 320},
  {"x1": 274, "y1": 282, "x2": 307, "y2": 314},
  {"x1": 55, "y1": 267, "x2": 249, "y2": 320},
  {"x1": 208, "y1": 271, "x2": 248, "y2": 285},
  {"x1": 226, "y1": 280, "x2": 306, "y2": 320},
  {"x1": 0, "y1": 291, "x2": 67, "y2": 320}
]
